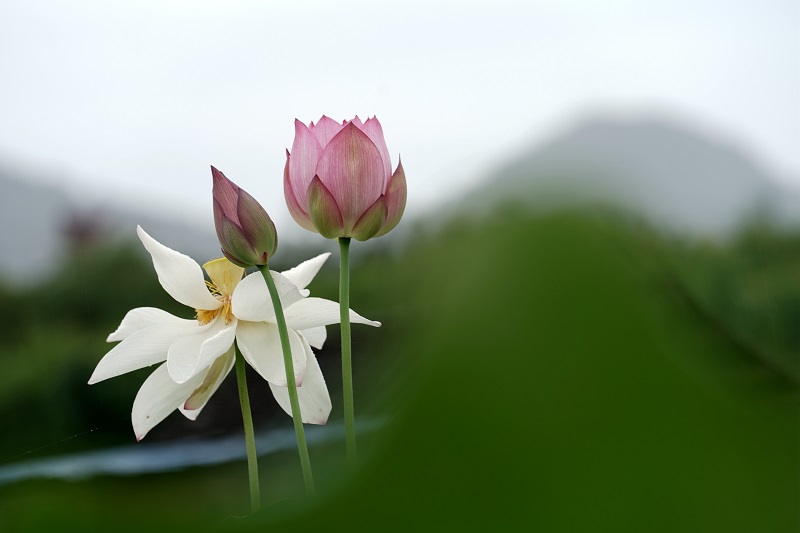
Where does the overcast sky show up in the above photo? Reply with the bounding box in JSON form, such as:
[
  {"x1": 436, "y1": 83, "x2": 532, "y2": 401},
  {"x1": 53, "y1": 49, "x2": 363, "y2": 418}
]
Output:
[{"x1": 1, "y1": 0, "x2": 797, "y2": 238}]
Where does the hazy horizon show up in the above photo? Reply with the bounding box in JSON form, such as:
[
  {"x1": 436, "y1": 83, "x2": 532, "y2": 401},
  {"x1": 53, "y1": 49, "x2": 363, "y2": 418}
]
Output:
[{"x1": 1, "y1": 0, "x2": 797, "y2": 231}]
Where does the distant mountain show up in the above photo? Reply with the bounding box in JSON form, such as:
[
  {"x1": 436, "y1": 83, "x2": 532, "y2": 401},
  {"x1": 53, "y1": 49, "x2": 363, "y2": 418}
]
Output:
[
  {"x1": 470, "y1": 117, "x2": 800, "y2": 235},
  {"x1": 0, "y1": 173, "x2": 71, "y2": 284},
  {"x1": 4, "y1": 115, "x2": 796, "y2": 283},
  {"x1": 0, "y1": 165, "x2": 219, "y2": 285}
]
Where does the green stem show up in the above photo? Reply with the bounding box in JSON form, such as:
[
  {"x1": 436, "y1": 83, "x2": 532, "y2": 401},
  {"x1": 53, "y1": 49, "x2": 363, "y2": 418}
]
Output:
[
  {"x1": 234, "y1": 344, "x2": 260, "y2": 513},
  {"x1": 339, "y1": 237, "x2": 357, "y2": 467},
  {"x1": 257, "y1": 264, "x2": 316, "y2": 496}
]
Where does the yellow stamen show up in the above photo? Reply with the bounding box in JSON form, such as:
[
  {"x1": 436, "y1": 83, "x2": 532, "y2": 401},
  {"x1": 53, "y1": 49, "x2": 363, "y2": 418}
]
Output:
[
  {"x1": 196, "y1": 307, "x2": 219, "y2": 325},
  {"x1": 205, "y1": 280, "x2": 222, "y2": 296},
  {"x1": 196, "y1": 296, "x2": 234, "y2": 325}
]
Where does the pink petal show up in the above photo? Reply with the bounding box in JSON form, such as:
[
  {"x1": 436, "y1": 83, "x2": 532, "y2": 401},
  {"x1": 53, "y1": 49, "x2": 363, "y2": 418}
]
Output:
[
  {"x1": 358, "y1": 117, "x2": 392, "y2": 189},
  {"x1": 375, "y1": 159, "x2": 407, "y2": 238},
  {"x1": 314, "y1": 122, "x2": 385, "y2": 231},
  {"x1": 289, "y1": 120, "x2": 323, "y2": 204},
  {"x1": 284, "y1": 151, "x2": 316, "y2": 232},
  {"x1": 309, "y1": 115, "x2": 345, "y2": 148},
  {"x1": 211, "y1": 166, "x2": 240, "y2": 225}
]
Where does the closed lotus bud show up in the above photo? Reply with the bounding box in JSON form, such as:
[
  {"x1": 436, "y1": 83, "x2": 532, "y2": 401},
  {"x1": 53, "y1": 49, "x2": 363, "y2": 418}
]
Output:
[
  {"x1": 211, "y1": 166, "x2": 277, "y2": 267},
  {"x1": 284, "y1": 116, "x2": 407, "y2": 241}
]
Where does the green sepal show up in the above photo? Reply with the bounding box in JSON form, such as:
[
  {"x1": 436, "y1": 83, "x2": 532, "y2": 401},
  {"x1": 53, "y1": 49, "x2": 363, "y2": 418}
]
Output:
[
  {"x1": 220, "y1": 215, "x2": 257, "y2": 267},
  {"x1": 237, "y1": 188, "x2": 277, "y2": 263},
  {"x1": 350, "y1": 195, "x2": 387, "y2": 241},
  {"x1": 307, "y1": 176, "x2": 345, "y2": 239}
]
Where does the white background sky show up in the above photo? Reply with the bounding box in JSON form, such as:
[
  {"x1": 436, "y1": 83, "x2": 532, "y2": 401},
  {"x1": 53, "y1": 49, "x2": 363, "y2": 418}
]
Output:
[{"x1": 0, "y1": 0, "x2": 797, "y2": 237}]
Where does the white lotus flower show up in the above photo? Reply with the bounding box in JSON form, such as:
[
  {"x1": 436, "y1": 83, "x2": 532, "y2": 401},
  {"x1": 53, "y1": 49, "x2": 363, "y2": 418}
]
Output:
[{"x1": 89, "y1": 226, "x2": 380, "y2": 440}]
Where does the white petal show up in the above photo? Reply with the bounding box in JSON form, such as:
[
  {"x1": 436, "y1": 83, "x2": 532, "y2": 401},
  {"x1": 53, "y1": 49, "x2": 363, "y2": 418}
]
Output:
[
  {"x1": 166, "y1": 318, "x2": 237, "y2": 384},
  {"x1": 89, "y1": 323, "x2": 197, "y2": 384},
  {"x1": 299, "y1": 326, "x2": 327, "y2": 350},
  {"x1": 280, "y1": 253, "x2": 331, "y2": 290},
  {"x1": 269, "y1": 346, "x2": 331, "y2": 425},
  {"x1": 107, "y1": 307, "x2": 196, "y2": 342},
  {"x1": 231, "y1": 270, "x2": 306, "y2": 323},
  {"x1": 132, "y1": 363, "x2": 206, "y2": 440},
  {"x1": 179, "y1": 347, "x2": 235, "y2": 420},
  {"x1": 137, "y1": 226, "x2": 221, "y2": 311},
  {"x1": 236, "y1": 321, "x2": 306, "y2": 386},
  {"x1": 284, "y1": 297, "x2": 381, "y2": 331}
]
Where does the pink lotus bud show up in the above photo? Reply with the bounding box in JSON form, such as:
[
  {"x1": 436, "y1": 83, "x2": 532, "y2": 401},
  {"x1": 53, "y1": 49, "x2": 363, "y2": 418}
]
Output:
[
  {"x1": 211, "y1": 166, "x2": 277, "y2": 267},
  {"x1": 284, "y1": 116, "x2": 407, "y2": 241}
]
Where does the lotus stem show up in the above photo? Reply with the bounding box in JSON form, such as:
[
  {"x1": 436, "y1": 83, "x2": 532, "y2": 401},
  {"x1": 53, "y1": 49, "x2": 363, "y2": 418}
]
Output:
[
  {"x1": 339, "y1": 237, "x2": 357, "y2": 467},
  {"x1": 257, "y1": 264, "x2": 316, "y2": 496},
  {"x1": 234, "y1": 344, "x2": 260, "y2": 513}
]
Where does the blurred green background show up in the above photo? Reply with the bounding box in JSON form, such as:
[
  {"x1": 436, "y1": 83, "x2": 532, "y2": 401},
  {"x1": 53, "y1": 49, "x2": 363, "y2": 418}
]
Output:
[{"x1": 0, "y1": 202, "x2": 797, "y2": 532}]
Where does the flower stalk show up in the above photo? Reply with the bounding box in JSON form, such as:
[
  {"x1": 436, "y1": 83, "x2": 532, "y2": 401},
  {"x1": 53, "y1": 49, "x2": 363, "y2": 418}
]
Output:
[
  {"x1": 257, "y1": 264, "x2": 316, "y2": 496},
  {"x1": 234, "y1": 344, "x2": 260, "y2": 513},
  {"x1": 339, "y1": 237, "x2": 357, "y2": 467}
]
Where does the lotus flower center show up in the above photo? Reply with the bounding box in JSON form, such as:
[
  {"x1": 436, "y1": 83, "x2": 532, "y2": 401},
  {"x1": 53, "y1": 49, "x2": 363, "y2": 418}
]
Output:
[
  {"x1": 196, "y1": 294, "x2": 234, "y2": 325},
  {"x1": 195, "y1": 257, "x2": 244, "y2": 326}
]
